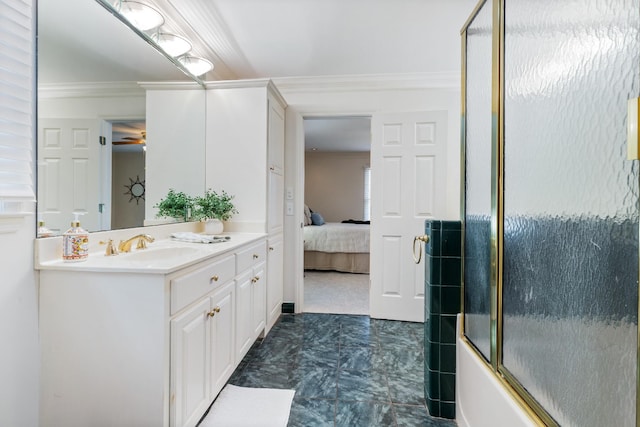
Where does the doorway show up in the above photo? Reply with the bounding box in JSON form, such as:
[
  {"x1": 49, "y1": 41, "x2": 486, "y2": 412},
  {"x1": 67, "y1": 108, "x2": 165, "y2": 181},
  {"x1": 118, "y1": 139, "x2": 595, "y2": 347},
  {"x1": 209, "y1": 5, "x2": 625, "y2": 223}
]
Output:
[
  {"x1": 301, "y1": 116, "x2": 372, "y2": 315},
  {"x1": 110, "y1": 120, "x2": 146, "y2": 229}
]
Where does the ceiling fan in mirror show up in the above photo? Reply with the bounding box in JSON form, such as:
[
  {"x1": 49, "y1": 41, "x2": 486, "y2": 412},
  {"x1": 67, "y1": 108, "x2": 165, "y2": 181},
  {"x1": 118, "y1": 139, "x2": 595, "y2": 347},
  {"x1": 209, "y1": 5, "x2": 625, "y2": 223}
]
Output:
[{"x1": 113, "y1": 130, "x2": 146, "y2": 145}]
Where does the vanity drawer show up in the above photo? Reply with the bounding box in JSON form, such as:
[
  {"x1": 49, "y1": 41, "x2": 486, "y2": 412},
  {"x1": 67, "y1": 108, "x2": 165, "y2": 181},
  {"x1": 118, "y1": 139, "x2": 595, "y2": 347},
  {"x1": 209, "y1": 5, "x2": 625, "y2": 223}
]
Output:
[
  {"x1": 235, "y1": 241, "x2": 267, "y2": 273},
  {"x1": 171, "y1": 254, "x2": 235, "y2": 314}
]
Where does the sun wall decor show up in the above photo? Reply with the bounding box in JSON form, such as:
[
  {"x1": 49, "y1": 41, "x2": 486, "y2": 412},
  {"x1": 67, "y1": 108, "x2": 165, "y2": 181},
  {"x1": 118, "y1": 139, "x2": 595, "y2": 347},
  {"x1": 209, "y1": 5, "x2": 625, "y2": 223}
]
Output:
[{"x1": 124, "y1": 175, "x2": 145, "y2": 204}]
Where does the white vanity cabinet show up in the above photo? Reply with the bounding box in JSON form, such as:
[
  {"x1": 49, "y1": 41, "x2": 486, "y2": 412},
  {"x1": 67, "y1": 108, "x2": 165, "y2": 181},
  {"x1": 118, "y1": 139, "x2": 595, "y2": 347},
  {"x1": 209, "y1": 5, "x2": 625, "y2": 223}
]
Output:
[
  {"x1": 267, "y1": 234, "x2": 284, "y2": 330},
  {"x1": 38, "y1": 235, "x2": 266, "y2": 427},
  {"x1": 235, "y1": 240, "x2": 267, "y2": 361},
  {"x1": 169, "y1": 257, "x2": 236, "y2": 427},
  {"x1": 205, "y1": 79, "x2": 286, "y2": 335}
]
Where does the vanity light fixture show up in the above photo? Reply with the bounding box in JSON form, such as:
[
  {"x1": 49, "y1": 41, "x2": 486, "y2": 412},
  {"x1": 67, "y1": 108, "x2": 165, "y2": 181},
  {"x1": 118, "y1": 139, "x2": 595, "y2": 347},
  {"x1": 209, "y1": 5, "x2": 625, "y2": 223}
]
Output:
[
  {"x1": 151, "y1": 32, "x2": 192, "y2": 57},
  {"x1": 98, "y1": 0, "x2": 214, "y2": 82},
  {"x1": 178, "y1": 56, "x2": 214, "y2": 77},
  {"x1": 115, "y1": 0, "x2": 164, "y2": 32}
]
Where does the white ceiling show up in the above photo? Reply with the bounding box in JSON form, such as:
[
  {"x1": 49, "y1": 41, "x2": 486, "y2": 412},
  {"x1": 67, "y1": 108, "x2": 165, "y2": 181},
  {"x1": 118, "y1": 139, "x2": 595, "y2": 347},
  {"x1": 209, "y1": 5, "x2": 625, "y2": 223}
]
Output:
[
  {"x1": 304, "y1": 117, "x2": 371, "y2": 152},
  {"x1": 38, "y1": 0, "x2": 477, "y2": 150},
  {"x1": 162, "y1": 0, "x2": 477, "y2": 80}
]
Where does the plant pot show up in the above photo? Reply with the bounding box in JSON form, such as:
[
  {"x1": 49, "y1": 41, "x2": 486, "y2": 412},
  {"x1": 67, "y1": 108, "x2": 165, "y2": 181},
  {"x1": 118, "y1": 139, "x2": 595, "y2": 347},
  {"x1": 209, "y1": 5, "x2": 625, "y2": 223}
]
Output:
[{"x1": 203, "y1": 218, "x2": 224, "y2": 235}]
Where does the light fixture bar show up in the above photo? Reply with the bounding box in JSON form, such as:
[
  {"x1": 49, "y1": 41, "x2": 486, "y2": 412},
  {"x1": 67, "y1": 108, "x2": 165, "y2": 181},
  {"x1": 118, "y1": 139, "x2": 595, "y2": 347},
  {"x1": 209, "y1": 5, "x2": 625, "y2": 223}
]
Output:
[{"x1": 95, "y1": 0, "x2": 209, "y2": 86}]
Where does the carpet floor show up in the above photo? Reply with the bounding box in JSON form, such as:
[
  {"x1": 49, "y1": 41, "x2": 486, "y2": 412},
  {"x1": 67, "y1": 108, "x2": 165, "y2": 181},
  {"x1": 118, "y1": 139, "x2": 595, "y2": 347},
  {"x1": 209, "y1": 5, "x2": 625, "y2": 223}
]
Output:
[{"x1": 303, "y1": 270, "x2": 369, "y2": 315}]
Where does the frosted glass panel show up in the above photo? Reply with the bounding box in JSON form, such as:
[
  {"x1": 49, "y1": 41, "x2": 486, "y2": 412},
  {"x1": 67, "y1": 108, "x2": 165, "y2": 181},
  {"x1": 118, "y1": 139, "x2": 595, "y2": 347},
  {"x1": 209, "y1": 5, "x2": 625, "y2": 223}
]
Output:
[
  {"x1": 464, "y1": 1, "x2": 492, "y2": 360},
  {"x1": 502, "y1": 1, "x2": 639, "y2": 426}
]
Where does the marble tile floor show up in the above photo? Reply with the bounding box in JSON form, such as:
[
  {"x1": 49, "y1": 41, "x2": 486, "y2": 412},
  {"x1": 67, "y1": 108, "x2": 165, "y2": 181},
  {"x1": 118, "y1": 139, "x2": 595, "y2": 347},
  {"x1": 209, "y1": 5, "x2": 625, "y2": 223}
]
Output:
[{"x1": 226, "y1": 313, "x2": 457, "y2": 427}]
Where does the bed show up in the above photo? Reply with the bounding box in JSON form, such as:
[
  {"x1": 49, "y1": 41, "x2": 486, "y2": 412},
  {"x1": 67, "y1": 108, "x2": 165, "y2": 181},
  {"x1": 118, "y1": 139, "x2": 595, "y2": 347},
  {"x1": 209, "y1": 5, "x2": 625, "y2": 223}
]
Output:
[{"x1": 303, "y1": 222, "x2": 370, "y2": 274}]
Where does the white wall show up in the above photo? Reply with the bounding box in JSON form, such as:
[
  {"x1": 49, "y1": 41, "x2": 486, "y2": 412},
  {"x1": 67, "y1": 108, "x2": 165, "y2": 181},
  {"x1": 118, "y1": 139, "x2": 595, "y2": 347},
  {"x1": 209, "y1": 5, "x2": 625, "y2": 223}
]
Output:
[
  {"x1": 0, "y1": 216, "x2": 39, "y2": 427},
  {"x1": 456, "y1": 315, "x2": 537, "y2": 427},
  {"x1": 38, "y1": 90, "x2": 145, "y2": 120},
  {"x1": 111, "y1": 150, "x2": 145, "y2": 229},
  {"x1": 277, "y1": 75, "x2": 462, "y2": 305},
  {"x1": 305, "y1": 151, "x2": 370, "y2": 222},
  {"x1": 144, "y1": 88, "x2": 206, "y2": 222}
]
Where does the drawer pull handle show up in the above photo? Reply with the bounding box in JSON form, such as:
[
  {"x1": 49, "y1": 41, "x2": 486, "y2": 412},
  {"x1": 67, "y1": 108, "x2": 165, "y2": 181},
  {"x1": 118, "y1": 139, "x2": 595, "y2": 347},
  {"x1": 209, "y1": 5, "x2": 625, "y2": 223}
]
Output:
[
  {"x1": 253, "y1": 254, "x2": 259, "y2": 259},
  {"x1": 211, "y1": 275, "x2": 219, "y2": 282}
]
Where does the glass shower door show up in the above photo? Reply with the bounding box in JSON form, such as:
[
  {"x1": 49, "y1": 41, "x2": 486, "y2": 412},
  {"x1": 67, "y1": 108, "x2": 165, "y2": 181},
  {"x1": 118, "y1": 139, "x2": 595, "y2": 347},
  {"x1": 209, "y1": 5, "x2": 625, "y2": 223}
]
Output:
[
  {"x1": 463, "y1": 0, "x2": 493, "y2": 362},
  {"x1": 501, "y1": 0, "x2": 639, "y2": 425}
]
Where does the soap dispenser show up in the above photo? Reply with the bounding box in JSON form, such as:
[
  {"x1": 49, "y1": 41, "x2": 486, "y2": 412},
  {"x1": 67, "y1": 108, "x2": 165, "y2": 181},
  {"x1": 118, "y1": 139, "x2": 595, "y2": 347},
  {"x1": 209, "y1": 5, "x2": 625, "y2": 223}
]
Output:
[
  {"x1": 63, "y1": 212, "x2": 89, "y2": 262},
  {"x1": 37, "y1": 219, "x2": 53, "y2": 238}
]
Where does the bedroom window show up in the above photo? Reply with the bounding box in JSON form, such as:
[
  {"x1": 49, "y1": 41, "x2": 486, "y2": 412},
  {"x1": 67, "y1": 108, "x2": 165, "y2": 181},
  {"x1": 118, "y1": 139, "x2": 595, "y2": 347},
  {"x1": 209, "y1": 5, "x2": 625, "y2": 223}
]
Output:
[{"x1": 363, "y1": 167, "x2": 371, "y2": 221}]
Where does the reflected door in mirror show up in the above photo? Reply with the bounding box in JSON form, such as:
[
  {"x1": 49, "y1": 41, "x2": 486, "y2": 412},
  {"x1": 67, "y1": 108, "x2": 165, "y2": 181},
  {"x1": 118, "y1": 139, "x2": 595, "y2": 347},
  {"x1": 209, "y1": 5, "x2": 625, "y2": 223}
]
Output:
[{"x1": 38, "y1": 118, "x2": 104, "y2": 234}]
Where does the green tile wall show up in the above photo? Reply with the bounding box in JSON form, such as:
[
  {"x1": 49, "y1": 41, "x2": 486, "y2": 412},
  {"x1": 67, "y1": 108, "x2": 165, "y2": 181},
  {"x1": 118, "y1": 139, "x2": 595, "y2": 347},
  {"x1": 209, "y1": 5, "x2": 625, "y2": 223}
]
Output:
[{"x1": 423, "y1": 220, "x2": 461, "y2": 419}]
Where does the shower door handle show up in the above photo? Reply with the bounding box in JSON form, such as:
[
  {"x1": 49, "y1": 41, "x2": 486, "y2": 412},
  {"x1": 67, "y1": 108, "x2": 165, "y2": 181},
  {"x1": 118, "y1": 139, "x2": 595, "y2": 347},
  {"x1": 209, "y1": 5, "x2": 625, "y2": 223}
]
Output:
[{"x1": 412, "y1": 235, "x2": 430, "y2": 264}]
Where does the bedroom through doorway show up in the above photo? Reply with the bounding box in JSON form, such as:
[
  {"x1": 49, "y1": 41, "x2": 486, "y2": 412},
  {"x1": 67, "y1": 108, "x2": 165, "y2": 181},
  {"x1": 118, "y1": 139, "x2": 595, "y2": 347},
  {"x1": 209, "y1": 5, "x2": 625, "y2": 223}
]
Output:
[{"x1": 302, "y1": 116, "x2": 372, "y2": 315}]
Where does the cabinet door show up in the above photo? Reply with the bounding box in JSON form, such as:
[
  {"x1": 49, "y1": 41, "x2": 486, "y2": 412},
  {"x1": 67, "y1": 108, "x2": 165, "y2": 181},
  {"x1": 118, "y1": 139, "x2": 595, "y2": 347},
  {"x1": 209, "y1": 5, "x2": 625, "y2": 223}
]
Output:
[
  {"x1": 266, "y1": 235, "x2": 284, "y2": 333},
  {"x1": 267, "y1": 95, "x2": 285, "y2": 173},
  {"x1": 235, "y1": 270, "x2": 253, "y2": 361},
  {"x1": 268, "y1": 168, "x2": 284, "y2": 235},
  {"x1": 209, "y1": 281, "x2": 235, "y2": 399},
  {"x1": 171, "y1": 299, "x2": 211, "y2": 427},
  {"x1": 251, "y1": 262, "x2": 267, "y2": 338}
]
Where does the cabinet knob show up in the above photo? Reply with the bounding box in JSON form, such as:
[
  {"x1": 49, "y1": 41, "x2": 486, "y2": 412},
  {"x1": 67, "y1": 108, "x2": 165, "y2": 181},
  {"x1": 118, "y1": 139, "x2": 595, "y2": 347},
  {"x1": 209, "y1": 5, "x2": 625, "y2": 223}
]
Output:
[
  {"x1": 210, "y1": 275, "x2": 219, "y2": 282},
  {"x1": 251, "y1": 276, "x2": 260, "y2": 283},
  {"x1": 269, "y1": 246, "x2": 274, "y2": 251},
  {"x1": 214, "y1": 306, "x2": 221, "y2": 313},
  {"x1": 207, "y1": 310, "x2": 216, "y2": 318},
  {"x1": 253, "y1": 254, "x2": 259, "y2": 259}
]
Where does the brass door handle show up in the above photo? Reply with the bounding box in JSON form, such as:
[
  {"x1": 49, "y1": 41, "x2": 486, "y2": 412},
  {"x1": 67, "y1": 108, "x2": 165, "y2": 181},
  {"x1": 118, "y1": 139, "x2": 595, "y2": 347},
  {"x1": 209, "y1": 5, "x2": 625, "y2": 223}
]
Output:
[
  {"x1": 412, "y1": 235, "x2": 430, "y2": 264},
  {"x1": 207, "y1": 310, "x2": 216, "y2": 318},
  {"x1": 214, "y1": 306, "x2": 221, "y2": 313},
  {"x1": 210, "y1": 275, "x2": 219, "y2": 282}
]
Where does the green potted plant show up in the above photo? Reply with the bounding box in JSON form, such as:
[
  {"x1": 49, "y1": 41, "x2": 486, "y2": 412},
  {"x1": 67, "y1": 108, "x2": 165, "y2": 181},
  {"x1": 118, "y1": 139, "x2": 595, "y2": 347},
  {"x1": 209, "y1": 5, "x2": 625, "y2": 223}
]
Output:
[
  {"x1": 193, "y1": 189, "x2": 238, "y2": 234},
  {"x1": 153, "y1": 189, "x2": 193, "y2": 222}
]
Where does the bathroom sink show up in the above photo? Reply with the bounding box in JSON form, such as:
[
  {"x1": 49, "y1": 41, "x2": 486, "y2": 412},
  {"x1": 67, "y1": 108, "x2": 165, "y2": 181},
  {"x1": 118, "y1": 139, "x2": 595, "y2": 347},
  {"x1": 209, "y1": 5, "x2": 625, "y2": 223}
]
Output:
[{"x1": 123, "y1": 246, "x2": 202, "y2": 263}]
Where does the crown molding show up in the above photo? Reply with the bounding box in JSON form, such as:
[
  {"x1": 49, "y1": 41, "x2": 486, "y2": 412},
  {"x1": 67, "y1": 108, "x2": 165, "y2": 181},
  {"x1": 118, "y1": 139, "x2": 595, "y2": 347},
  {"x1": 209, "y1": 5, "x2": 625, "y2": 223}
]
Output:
[
  {"x1": 137, "y1": 81, "x2": 204, "y2": 91},
  {"x1": 203, "y1": 77, "x2": 272, "y2": 90},
  {"x1": 271, "y1": 72, "x2": 461, "y2": 94},
  {"x1": 38, "y1": 82, "x2": 146, "y2": 99}
]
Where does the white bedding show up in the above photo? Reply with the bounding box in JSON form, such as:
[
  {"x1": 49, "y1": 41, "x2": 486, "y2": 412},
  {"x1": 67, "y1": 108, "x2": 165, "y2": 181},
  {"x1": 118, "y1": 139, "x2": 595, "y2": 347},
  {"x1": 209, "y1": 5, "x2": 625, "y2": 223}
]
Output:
[{"x1": 303, "y1": 222, "x2": 370, "y2": 253}]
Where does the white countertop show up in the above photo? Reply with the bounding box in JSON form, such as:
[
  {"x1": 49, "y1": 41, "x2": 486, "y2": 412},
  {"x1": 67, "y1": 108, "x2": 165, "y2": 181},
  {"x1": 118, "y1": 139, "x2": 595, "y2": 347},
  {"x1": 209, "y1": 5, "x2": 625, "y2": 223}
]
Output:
[{"x1": 36, "y1": 232, "x2": 266, "y2": 274}]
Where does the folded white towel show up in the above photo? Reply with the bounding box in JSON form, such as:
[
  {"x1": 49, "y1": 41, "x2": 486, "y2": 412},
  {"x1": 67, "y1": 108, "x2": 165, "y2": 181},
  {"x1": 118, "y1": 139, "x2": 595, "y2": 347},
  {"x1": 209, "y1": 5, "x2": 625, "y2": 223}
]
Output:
[{"x1": 171, "y1": 232, "x2": 231, "y2": 244}]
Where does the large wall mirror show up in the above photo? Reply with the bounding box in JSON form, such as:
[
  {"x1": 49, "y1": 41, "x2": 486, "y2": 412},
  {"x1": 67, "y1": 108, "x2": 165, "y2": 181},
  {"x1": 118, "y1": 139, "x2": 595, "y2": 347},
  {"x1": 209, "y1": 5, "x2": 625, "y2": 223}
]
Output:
[{"x1": 37, "y1": 0, "x2": 204, "y2": 235}]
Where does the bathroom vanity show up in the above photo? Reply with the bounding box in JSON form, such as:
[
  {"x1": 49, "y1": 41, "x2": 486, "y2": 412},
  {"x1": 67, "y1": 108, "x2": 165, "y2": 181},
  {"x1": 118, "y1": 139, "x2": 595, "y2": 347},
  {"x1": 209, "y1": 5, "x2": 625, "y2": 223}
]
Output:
[{"x1": 37, "y1": 230, "x2": 270, "y2": 427}]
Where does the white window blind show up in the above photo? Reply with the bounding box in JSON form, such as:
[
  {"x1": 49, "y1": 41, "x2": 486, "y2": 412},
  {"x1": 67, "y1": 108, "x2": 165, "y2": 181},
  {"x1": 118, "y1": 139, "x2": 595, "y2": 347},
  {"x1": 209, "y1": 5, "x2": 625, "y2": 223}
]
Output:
[
  {"x1": 0, "y1": 0, "x2": 35, "y2": 215},
  {"x1": 363, "y1": 167, "x2": 371, "y2": 221}
]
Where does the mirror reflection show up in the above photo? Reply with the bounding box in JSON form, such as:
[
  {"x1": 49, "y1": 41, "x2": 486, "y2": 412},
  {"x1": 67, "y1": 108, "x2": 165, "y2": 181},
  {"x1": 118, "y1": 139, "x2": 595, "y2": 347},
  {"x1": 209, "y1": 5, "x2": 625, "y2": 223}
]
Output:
[{"x1": 37, "y1": 0, "x2": 202, "y2": 235}]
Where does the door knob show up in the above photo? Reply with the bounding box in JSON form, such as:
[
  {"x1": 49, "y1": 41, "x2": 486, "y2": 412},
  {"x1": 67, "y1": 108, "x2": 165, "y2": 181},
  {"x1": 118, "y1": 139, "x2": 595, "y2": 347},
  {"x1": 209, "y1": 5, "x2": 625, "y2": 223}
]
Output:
[{"x1": 412, "y1": 235, "x2": 430, "y2": 264}]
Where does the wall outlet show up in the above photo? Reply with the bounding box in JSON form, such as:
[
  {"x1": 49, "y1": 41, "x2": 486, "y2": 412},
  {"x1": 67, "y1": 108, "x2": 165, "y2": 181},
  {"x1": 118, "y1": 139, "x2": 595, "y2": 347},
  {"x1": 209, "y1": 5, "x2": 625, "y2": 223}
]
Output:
[{"x1": 286, "y1": 202, "x2": 294, "y2": 215}]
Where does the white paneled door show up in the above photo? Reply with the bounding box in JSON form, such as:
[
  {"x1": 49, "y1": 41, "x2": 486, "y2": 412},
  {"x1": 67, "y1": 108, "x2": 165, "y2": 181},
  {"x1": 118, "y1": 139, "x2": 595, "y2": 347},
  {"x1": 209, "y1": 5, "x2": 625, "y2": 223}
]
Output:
[
  {"x1": 38, "y1": 119, "x2": 103, "y2": 233},
  {"x1": 370, "y1": 111, "x2": 447, "y2": 321}
]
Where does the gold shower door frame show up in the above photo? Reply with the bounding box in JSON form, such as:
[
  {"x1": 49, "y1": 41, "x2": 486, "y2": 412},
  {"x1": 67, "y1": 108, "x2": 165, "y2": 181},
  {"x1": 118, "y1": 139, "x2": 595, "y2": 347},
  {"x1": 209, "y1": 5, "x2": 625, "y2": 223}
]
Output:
[{"x1": 460, "y1": 0, "x2": 639, "y2": 426}]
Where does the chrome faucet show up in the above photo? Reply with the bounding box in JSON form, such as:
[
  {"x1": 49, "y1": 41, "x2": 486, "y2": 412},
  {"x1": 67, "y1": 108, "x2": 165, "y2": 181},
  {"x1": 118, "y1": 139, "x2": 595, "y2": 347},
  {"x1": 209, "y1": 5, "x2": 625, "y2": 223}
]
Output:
[{"x1": 118, "y1": 234, "x2": 155, "y2": 253}]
